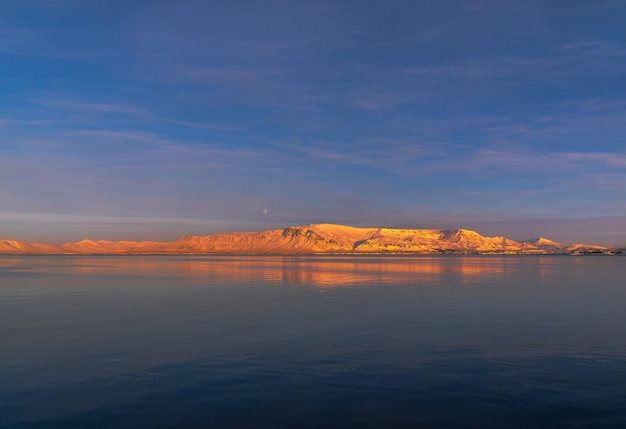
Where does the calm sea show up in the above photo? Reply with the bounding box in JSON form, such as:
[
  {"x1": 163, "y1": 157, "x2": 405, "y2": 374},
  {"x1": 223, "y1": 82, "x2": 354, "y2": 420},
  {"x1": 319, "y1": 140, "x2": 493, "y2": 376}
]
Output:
[{"x1": 1, "y1": 255, "x2": 626, "y2": 428}]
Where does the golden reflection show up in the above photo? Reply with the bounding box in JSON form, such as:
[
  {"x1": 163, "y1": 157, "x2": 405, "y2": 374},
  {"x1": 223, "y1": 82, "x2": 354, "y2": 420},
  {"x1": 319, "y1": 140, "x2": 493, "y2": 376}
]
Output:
[{"x1": 0, "y1": 255, "x2": 531, "y2": 288}]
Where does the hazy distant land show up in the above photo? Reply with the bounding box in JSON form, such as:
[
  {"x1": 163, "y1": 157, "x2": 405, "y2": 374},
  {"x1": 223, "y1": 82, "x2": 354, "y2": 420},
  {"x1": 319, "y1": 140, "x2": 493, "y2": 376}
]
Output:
[{"x1": 0, "y1": 224, "x2": 618, "y2": 255}]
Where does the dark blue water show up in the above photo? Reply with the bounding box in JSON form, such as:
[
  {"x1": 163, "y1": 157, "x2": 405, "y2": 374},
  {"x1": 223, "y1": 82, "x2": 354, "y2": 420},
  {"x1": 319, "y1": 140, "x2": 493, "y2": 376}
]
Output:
[{"x1": 1, "y1": 255, "x2": 626, "y2": 428}]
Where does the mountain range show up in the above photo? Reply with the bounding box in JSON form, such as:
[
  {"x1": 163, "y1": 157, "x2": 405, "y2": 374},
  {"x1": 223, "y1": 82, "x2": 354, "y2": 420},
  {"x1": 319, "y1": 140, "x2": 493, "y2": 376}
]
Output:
[{"x1": 0, "y1": 223, "x2": 616, "y2": 255}]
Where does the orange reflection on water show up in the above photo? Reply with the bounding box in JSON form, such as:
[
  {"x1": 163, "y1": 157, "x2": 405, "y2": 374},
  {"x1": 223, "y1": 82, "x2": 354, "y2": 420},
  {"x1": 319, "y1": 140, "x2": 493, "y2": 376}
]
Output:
[
  {"x1": 1, "y1": 255, "x2": 530, "y2": 288},
  {"x1": 135, "y1": 256, "x2": 512, "y2": 288}
]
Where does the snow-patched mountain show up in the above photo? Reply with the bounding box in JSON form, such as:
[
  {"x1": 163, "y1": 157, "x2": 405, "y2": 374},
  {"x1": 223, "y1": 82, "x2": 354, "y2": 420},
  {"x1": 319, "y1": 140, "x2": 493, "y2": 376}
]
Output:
[
  {"x1": 58, "y1": 239, "x2": 164, "y2": 254},
  {"x1": 0, "y1": 240, "x2": 60, "y2": 254},
  {"x1": 0, "y1": 223, "x2": 614, "y2": 255}
]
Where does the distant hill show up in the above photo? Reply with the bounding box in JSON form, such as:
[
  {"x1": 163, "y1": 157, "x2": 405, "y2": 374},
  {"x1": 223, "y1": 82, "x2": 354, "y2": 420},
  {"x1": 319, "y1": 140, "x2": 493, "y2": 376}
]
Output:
[{"x1": 1, "y1": 223, "x2": 616, "y2": 255}]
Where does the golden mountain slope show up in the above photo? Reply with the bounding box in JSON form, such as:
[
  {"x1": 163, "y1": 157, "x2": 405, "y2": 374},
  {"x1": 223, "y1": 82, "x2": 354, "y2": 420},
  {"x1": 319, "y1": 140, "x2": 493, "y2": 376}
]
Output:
[{"x1": 0, "y1": 224, "x2": 613, "y2": 255}]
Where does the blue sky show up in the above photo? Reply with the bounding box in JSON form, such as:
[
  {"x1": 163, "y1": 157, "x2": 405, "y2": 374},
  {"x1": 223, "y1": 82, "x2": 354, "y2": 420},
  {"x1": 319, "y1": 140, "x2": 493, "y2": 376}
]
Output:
[{"x1": 1, "y1": 0, "x2": 626, "y2": 245}]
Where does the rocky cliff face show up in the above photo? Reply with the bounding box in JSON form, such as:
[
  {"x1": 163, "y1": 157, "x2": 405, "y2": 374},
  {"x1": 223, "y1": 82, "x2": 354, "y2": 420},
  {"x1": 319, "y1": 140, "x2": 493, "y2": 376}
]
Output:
[{"x1": 0, "y1": 224, "x2": 613, "y2": 255}]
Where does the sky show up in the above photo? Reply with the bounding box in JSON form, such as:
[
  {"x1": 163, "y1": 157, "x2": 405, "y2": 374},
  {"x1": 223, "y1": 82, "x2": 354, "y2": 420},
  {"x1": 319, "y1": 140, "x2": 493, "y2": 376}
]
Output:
[{"x1": 1, "y1": 0, "x2": 626, "y2": 246}]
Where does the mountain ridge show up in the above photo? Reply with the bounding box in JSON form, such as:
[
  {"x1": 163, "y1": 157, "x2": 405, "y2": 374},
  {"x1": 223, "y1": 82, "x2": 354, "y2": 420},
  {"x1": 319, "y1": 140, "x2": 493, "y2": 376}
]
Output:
[{"x1": 0, "y1": 223, "x2": 618, "y2": 255}]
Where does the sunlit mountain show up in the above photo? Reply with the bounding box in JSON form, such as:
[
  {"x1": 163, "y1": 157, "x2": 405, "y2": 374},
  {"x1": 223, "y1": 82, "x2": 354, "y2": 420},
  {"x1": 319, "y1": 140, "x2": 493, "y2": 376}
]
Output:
[
  {"x1": 0, "y1": 223, "x2": 615, "y2": 255},
  {"x1": 153, "y1": 224, "x2": 612, "y2": 255}
]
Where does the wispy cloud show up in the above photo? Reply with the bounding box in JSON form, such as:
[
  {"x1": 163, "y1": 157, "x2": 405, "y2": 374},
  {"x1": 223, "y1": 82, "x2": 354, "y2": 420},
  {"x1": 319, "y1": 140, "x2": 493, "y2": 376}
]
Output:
[
  {"x1": 32, "y1": 98, "x2": 148, "y2": 116},
  {"x1": 556, "y1": 40, "x2": 626, "y2": 56}
]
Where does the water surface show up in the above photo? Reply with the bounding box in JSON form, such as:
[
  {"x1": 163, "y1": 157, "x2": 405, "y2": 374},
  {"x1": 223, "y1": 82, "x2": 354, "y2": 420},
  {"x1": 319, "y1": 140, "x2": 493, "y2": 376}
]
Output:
[{"x1": 1, "y1": 255, "x2": 626, "y2": 428}]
